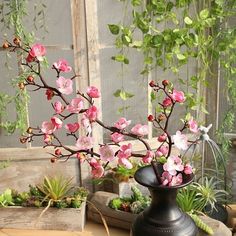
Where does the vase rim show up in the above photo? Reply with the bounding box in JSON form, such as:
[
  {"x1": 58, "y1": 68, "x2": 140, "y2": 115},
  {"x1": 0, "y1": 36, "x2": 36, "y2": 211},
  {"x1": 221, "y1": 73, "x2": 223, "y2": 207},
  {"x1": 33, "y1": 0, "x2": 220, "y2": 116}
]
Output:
[{"x1": 134, "y1": 165, "x2": 194, "y2": 189}]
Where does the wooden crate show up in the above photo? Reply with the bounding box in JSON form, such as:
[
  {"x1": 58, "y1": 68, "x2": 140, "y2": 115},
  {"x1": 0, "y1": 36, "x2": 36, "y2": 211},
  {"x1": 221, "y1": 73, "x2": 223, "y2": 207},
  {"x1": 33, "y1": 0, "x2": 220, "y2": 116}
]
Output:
[{"x1": 0, "y1": 202, "x2": 86, "y2": 231}]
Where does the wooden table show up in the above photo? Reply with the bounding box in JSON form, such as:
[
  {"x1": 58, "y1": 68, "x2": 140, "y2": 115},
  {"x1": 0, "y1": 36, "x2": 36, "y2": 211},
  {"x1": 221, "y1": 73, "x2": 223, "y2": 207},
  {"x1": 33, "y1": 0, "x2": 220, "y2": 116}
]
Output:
[{"x1": 0, "y1": 221, "x2": 130, "y2": 236}]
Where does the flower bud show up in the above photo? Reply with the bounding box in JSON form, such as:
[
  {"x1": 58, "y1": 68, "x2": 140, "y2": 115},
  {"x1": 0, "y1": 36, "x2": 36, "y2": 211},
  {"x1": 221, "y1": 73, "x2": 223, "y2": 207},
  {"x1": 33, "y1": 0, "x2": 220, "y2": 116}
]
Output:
[
  {"x1": 162, "y1": 80, "x2": 169, "y2": 86},
  {"x1": 158, "y1": 114, "x2": 165, "y2": 121},
  {"x1": 13, "y1": 37, "x2": 21, "y2": 45},
  {"x1": 55, "y1": 149, "x2": 62, "y2": 156},
  {"x1": 26, "y1": 75, "x2": 34, "y2": 84},
  {"x1": 50, "y1": 157, "x2": 57, "y2": 163},
  {"x1": 18, "y1": 82, "x2": 25, "y2": 90},
  {"x1": 20, "y1": 137, "x2": 27, "y2": 143},
  {"x1": 148, "y1": 114, "x2": 154, "y2": 122},
  {"x1": 2, "y1": 41, "x2": 10, "y2": 49},
  {"x1": 158, "y1": 133, "x2": 167, "y2": 142},
  {"x1": 149, "y1": 80, "x2": 156, "y2": 87},
  {"x1": 26, "y1": 127, "x2": 33, "y2": 134}
]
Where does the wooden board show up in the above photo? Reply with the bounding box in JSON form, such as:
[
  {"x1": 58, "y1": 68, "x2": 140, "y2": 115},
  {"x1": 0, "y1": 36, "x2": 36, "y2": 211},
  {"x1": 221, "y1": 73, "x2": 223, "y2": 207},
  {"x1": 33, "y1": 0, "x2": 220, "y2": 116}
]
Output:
[{"x1": 0, "y1": 203, "x2": 86, "y2": 231}]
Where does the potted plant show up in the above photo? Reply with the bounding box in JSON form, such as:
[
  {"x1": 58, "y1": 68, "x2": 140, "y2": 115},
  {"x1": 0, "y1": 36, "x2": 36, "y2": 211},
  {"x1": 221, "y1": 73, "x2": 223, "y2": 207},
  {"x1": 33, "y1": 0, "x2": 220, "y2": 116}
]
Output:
[
  {"x1": 1, "y1": 39, "x2": 228, "y2": 236},
  {"x1": 0, "y1": 175, "x2": 88, "y2": 231}
]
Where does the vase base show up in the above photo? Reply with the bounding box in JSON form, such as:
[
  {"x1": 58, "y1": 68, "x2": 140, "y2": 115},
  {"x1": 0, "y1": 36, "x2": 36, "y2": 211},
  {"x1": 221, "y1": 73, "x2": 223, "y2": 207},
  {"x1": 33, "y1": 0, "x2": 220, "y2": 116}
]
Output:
[{"x1": 131, "y1": 211, "x2": 198, "y2": 236}]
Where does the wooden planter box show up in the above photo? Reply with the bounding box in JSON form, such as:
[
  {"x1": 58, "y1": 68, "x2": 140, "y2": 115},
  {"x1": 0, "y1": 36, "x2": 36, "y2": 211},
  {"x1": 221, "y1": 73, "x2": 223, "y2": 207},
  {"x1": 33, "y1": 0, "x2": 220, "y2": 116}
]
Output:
[
  {"x1": 0, "y1": 201, "x2": 86, "y2": 231},
  {"x1": 88, "y1": 191, "x2": 232, "y2": 236}
]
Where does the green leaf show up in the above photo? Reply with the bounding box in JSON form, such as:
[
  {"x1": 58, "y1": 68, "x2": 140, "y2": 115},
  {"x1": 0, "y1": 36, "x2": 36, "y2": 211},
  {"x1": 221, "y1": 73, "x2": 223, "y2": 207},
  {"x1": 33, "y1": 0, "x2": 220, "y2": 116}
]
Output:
[
  {"x1": 113, "y1": 89, "x2": 134, "y2": 100},
  {"x1": 176, "y1": 53, "x2": 186, "y2": 60},
  {"x1": 150, "y1": 91, "x2": 156, "y2": 102},
  {"x1": 184, "y1": 16, "x2": 193, "y2": 25},
  {"x1": 111, "y1": 54, "x2": 129, "y2": 64},
  {"x1": 199, "y1": 9, "x2": 209, "y2": 20},
  {"x1": 131, "y1": 0, "x2": 141, "y2": 6},
  {"x1": 108, "y1": 24, "x2": 120, "y2": 35}
]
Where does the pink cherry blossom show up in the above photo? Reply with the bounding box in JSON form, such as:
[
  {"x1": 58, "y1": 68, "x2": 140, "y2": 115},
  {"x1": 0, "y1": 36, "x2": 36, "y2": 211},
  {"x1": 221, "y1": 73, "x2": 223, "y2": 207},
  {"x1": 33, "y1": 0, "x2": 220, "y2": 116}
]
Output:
[
  {"x1": 76, "y1": 136, "x2": 94, "y2": 150},
  {"x1": 163, "y1": 156, "x2": 184, "y2": 176},
  {"x1": 65, "y1": 122, "x2": 80, "y2": 133},
  {"x1": 161, "y1": 171, "x2": 173, "y2": 186},
  {"x1": 171, "y1": 89, "x2": 185, "y2": 103},
  {"x1": 131, "y1": 124, "x2": 148, "y2": 136},
  {"x1": 114, "y1": 117, "x2": 131, "y2": 130},
  {"x1": 41, "y1": 121, "x2": 56, "y2": 134},
  {"x1": 118, "y1": 157, "x2": 133, "y2": 169},
  {"x1": 85, "y1": 105, "x2": 98, "y2": 121},
  {"x1": 162, "y1": 97, "x2": 172, "y2": 107},
  {"x1": 44, "y1": 134, "x2": 52, "y2": 143},
  {"x1": 53, "y1": 59, "x2": 72, "y2": 72},
  {"x1": 172, "y1": 131, "x2": 188, "y2": 150},
  {"x1": 142, "y1": 150, "x2": 154, "y2": 164},
  {"x1": 56, "y1": 76, "x2": 73, "y2": 95},
  {"x1": 81, "y1": 115, "x2": 92, "y2": 135},
  {"x1": 87, "y1": 86, "x2": 100, "y2": 98},
  {"x1": 117, "y1": 143, "x2": 132, "y2": 159},
  {"x1": 53, "y1": 101, "x2": 64, "y2": 114},
  {"x1": 111, "y1": 132, "x2": 124, "y2": 143},
  {"x1": 184, "y1": 163, "x2": 193, "y2": 175},
  {"x1": 99, "y1": 145, "x2": 115, "y2": 162},
  {"x1": 158, "y1": 133, "x2": 167, "y2": 142},
  {"x1": 28, "y1": 43, "x2": 46, "y2": 62},
  {"x1": 90, "y1": 158, "x2": 104, "y2": 178},
  {"x1": 51, "y1": 116, "x2": 63, "y2": 129},
  {"x1": 156, "y1": 145, "x2": 169, "y2": 157},
  {"x1": 188, "y1": 117, "x2": 198, "y2": 133},
  {"x1": 67, "y1": 98, "x2": 84, "y2": 113},
  {"x1": 169, "y1": 173, "x2": 183, "y2": 186}
]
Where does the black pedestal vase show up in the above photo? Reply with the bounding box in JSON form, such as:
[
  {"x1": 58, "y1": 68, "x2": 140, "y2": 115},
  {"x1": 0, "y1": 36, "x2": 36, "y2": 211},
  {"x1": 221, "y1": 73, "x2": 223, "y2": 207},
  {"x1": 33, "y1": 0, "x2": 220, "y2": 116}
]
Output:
[{"x1": 131, "y1": 165, "x2": 198, "y2": 236}]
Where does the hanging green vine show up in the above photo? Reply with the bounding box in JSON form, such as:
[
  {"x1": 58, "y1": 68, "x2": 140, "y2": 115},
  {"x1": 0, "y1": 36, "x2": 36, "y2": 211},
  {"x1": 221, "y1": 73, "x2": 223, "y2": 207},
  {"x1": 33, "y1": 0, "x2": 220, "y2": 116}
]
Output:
[
  {"x1": 109, "y1": 0, "x2": 236, "y2": 156},
  {"x1": 0, "y1": 0, "x2": 47, "y2": 135}
]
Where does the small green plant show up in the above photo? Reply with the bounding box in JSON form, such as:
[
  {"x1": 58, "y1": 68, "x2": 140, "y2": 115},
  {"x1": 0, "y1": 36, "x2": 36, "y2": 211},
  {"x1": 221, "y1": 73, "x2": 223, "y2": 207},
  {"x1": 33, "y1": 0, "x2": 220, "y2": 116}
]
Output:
[{"x1": 0, "y1": 189, "x2": 14, "y2": 207}]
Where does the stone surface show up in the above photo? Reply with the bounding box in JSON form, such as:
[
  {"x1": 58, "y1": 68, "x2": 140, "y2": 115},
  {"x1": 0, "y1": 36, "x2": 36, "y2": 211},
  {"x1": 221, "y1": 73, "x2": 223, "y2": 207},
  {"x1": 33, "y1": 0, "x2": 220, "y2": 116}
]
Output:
[{"x1": 88, "y1": 191, "x2": 232, "y2": 236}]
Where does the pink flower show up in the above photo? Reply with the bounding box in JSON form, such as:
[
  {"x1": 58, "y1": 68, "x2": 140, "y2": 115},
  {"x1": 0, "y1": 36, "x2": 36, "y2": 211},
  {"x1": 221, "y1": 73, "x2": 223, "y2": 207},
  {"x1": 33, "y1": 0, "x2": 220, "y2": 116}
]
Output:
[
  {"x1": 53, "y1": 59, "x2": 72, "y2": 72},
  {"x1": 156, "y1": 145, "x2": 169, "y2": 157},
  {"x1": 51, "y1": 116, "x2": 63, "y2": 129},
  {"x1": 65, "y1": 123, "x2": 80, "y2": 133},
  {"x1": 87, "y1": 86, "x2": 100, "y2": 98},
  {"x1": 118, "y1": 158, "x2": 133, "y2": 169},
  {"x1": 56, "y1": 76, "x2": 73, "y2": 95},
  {"x1": 114, "y1": 117, "x2": 131, "y2": 130},
  {"x1": 158, "y1": 133, "x2": 167, "y2": 142},
  {"x1": 142, "y1": 150, "x2": 154, "y2": 164},
  {"x1": 81, "y1": 115, "x2": 92, "y2": 135},
  {"x1": 76, "y1": 153, "x2": 85, "y2": 163},
  {"x1": 44, "y1": 134, "x2": 52, "y2": 143},
  {"x1": 163, "y1": 156, "x2": 184, "y2": 176},
  {"x1": 184, "y1": 163, "x2": 193, "y2": 175},
  {"x1": 41, "y1": 121, "x2": 56, "y2": 134},
  {"x1": 86, "y1": 105, "x2": 98, "y2": 122},
  {"x1": 131, "y1": 124, "x2": 148, "y2": 136},
  {"x1": 76, "y1": 136, "x2": 94, "y2": 150},
  {"x1": 172, "y1": 131, "x2": 188, "y2": 150},
  {"x1": 171, "y1": 89, "x2": 185, "y2": 103},
  {"x1": 67, "y1": 98, "x2": 84, "y2": 113},
  {"x1": 169, "y1": 173, "x2": 183, "y2": 186},
  {"x1": 162, "y1": 97, "x2": 172, "y2": 107},
  {"x1": 111, "y1": 132, "x2": 124, "y2": 143},
  {"x1": 99, "y1": 145, "x2": 115, "y2": 162},
  {"x1": 90, "y1": 158, "x2": 104, "y2": 178},
  {"x1": 53, "y1": 101, "x2": 64, "y2": 114},
  {"x1": 27, "y1": 43, "x2": 46, "y2": 62},
  {"x1": 117, "y1": 143, "x2": 132, "y2": 159},
  {"x1": 188, "y1": 117, "x2": 198, "y2": 133},
  {"x1": 161, "y1": 171, "x2": 173, "y2": 186}
]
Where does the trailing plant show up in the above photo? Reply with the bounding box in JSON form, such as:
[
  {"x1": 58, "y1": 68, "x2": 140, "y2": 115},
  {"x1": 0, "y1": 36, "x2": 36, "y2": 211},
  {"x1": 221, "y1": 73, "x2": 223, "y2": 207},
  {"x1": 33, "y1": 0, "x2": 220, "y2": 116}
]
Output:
[{"x1": 0, "y1": 0, "x2": 47, "y2": 134}]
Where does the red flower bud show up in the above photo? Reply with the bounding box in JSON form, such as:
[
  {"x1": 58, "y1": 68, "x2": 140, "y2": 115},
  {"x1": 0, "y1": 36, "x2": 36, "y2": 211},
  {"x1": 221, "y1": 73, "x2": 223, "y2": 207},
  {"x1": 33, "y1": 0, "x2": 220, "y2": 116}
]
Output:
[
  {"x1": 45, "y1": 89, "x2": 54, "y2": 100},
  {"x1": 50, "y1": 157, "x2": 57, "y2": 163},
  {"x1": 13, "y1": 37, "x2": 21, "y2": 45},
  {"x1": 148, "y1": 115, "x2": 154, "y2": 122},
  {"x1": 2, "y1": 42, "x2": 10, "y2": 49},
  {"x1": 20, "y1": 137, "x2": 27, "y2": 143},
  {"x1": 162, "y1": 80, "x2": 169, "y2": 86},
  {"x1": 26, "y1": 75, "x2": 34, "y2": 84},
  {"x1": 158, "y1": 114, "x2": 165, "y2": 121},
  {"x1": 55, "y1": 149, "x2": 61, "y2": 156},
  {"x1": 149, "y1": 80, "x2": 156, "y2": 87}
]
